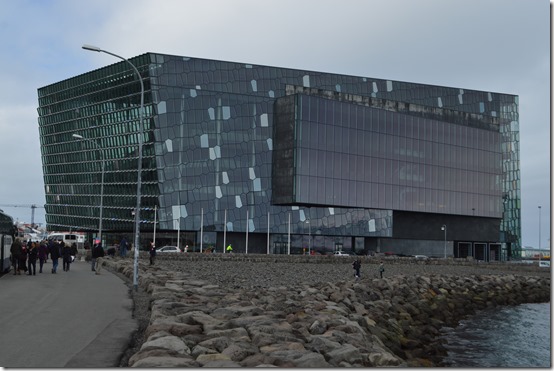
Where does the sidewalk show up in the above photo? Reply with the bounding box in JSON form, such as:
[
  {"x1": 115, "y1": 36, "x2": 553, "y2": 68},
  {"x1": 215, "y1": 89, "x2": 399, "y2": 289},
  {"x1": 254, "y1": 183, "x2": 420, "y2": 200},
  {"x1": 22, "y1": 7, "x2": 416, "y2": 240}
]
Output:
[{"x1": 0, "y1": 258, "x2": 137, "y2": 367}]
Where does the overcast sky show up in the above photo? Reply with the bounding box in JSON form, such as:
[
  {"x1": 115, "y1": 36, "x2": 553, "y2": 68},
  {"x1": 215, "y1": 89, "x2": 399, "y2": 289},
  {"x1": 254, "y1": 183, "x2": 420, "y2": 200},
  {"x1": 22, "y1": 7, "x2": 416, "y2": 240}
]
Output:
[{"x1": 0, "y1": 0, "x2": 549, "y2": 248}]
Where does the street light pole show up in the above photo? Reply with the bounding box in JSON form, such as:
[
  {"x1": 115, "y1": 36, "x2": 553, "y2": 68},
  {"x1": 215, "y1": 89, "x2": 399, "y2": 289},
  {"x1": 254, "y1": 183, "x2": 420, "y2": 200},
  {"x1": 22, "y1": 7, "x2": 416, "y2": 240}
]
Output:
[
  {"x1": 245, "y1": 208, "x2": 249, "y2": 254},
  {"x1": 72, "y1": 134, "x2": 105, "y2": 244},
  {"x1": 83, "y1": 44, "x2": 144, "y2": 291},
  {"x1": 305, "y1": 219, "x2": 311, "y2": 255},
  {"x1": 441, "y1": 224, "x2": 447, "y2": 258},
  {"x1": 538, "y1": 206, "x2": 542, "y2": 251}
]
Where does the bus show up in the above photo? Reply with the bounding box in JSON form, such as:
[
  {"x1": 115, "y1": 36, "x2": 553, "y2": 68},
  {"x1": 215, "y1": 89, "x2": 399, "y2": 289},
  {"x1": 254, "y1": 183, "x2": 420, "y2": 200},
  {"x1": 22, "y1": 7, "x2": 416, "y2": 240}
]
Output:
[{"x1": 0, "y1": 210, "x2": 16, "y2": 273}]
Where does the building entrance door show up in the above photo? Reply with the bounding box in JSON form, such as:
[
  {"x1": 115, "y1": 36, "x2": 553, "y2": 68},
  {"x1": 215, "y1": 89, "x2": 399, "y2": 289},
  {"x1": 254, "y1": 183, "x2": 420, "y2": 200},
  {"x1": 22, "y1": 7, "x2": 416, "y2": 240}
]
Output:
[
  {"x1": 272, "y1": 242, "x2": 288, "y2": 254},
  {"x1": 457, "y1": 242, "x2": 472, "y2": 258}
]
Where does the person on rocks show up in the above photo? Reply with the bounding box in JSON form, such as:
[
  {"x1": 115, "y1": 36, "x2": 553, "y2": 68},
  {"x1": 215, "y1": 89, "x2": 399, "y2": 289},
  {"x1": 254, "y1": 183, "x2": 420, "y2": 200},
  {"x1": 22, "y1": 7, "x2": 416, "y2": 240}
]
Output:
[
  {"x1": 226, "y1": 244, "x2": 233, "y2": 253},
  {"x1": 352, "y1": 258, "x2": 361, "y2": 279},
  {"x1": 62, "y1": 241, "x2": 73, "y2": 272},
  {"x1": 49, "y1": 240, "x2": 61, "y2": 274},
  {"x1": 119, "y1": 236, "x2": 129, "y2": 258},
  {"x1": 379, "y1": 261, "x2": 385, "y2": 278},
  {"x1": 27, "y1": 242, "x2": 38, "y2": 276},
  {"x1": 92, "y1": 242, "x2": 105, "y2": 274},
  {"x1": 10, "y1": 237, "x2": 23, "y2": 275},
  {"x1": 38, "y1": 240, "x2": 48, "y2": 273},
  {"x1": 149, "y1": 242, "x2": 156, "y2": 265}
]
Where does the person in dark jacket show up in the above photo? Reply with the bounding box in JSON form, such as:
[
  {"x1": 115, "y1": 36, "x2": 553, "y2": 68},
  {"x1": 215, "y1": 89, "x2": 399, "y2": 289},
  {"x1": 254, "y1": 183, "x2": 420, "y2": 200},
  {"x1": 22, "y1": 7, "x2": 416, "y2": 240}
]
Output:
[
  {"x1": 10, "y1": 238, "x2": 23, "y2": 275},
  {"x1": 62, "y1": 243, "x2": 72, "y2": 272},
  {"x1": 352, "y1": 258, "x2": 361, "y2": 280},
  {"x1": 19, "y1": 243, "x2": 28, "y2": 274},
  {"x1": 49, "y1": 240, "x2": 61, "y2": 274},
  {"x1": 38, "y1": 241, "x2": 48, "y2": 273},
  {"x1": 119, "y1": 237, "x2": 129, "y2": 258},
  {"x1": 92, "y1": 242, "x2": 105, "y2": 275},
  {"x1": 27, "y1": 242, "x2": 38, "y2": 275},
  {"x1": 149, "y1": 242, "x2": 156, "y2": 265},
  {"x1": 70, "y1": 243, "x2": 78, "y2": 261}
]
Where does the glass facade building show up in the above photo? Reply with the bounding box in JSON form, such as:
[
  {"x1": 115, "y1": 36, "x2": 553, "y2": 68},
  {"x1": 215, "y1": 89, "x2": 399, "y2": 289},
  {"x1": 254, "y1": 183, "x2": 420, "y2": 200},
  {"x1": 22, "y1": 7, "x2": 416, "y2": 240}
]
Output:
[{"x1": 37, "y1": 53, "x2": 521, "y2": 258}]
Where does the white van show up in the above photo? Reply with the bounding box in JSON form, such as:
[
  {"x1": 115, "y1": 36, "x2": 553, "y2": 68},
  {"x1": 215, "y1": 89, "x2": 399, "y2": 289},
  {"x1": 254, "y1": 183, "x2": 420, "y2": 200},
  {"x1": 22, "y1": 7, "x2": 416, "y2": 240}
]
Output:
[{"x1": 47, "y1": 233, "x2": 85, "y2": 247}]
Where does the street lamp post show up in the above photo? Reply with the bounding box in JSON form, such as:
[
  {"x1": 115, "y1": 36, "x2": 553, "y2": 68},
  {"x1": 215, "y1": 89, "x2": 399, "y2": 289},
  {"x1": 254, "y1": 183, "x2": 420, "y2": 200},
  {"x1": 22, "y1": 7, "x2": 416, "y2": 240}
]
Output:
[
  {"x1": 83, "y1": 44, "x2": 144, "y2": 291},
  {"x1": 72, "y1": 134, "x2": 105, "y2": 244},
  {"x1": 538, "y1": 206, "x2": 542, "y2": 251},
  {"x1": 306, "y1": 220, "x2": 311, "y2": 255},
  {"x1": 537, "y1": 205, "x2": 543, "y2": 265},
  {"x1": 245, "y1": 208, "x2": 249, "y2": 254},
  {"x1": 441, "y1": 224, "x2": 447, "y2": 258}
]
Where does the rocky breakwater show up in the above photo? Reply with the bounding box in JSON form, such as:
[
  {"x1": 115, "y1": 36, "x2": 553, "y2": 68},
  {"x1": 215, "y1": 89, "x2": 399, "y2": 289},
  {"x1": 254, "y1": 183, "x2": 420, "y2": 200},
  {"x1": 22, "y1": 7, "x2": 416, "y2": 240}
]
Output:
[{"x1": 103, "y1": 258, "x2": 550, "y2": 367}]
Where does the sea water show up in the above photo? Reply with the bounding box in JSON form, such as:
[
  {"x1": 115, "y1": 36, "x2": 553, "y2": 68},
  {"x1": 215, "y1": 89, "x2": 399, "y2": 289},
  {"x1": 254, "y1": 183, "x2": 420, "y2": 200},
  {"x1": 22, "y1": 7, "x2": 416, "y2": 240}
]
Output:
[{"x1": 439, "y1": 302, "x2": 551, "y2": 367}]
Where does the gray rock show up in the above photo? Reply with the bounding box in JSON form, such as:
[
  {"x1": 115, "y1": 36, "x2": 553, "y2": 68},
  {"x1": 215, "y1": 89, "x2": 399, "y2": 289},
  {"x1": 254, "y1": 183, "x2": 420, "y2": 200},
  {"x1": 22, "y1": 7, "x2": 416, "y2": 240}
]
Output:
[
  {"x1": 195, "y1": 353, "x2": 233, "y2": 366},
  {"x1": 131, "y1": 355, "x2": 199, "y2": 368},
  {"x1": 309, "y1": 319, "x2": 327, "y2": 335},
  {"x1": 222, "y1": 342, "x2": 260, "y2": 362},
  {"x1": 190, "y1": 344, "x2": 217, "y2": 358},
  {"x1": 103, "y1": 257, "x2": 550, "y2": 368},
  {"x1": 327, "y1": 343, "x2": 363, "y2": 366},
  {"x1": 139, "y1": 335, "x2": 189, "y2": 355},
  {"x1": 305, "y1": 335, "x2": 342, "y2": 354},
  {"x1": 205, "y1": 327, "x2": 249, "y2": 340},
  {"x1": 197, "y1": 336, "x2": 232, "y2": 353},
  {"x1": 266, "y1": 349, "x2": 331, "y2": 367}
]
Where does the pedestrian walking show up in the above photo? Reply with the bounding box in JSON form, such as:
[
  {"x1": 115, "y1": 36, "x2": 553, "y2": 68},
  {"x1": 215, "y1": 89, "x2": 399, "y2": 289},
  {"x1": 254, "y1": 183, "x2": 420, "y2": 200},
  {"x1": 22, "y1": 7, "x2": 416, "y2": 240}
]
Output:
[
  {"x1": 62, "y1": 242, "x2": 72, "y2": 271},
  {"x1": 90, "y1": 239, "x2": 98, "y2": 271},
  {"x1": 10, "y1": 238, "x2": 23, "y2": 275},
  {"x1": 49, "y1": 240, "x2": 60, "y2": 274},
  {"x1": 38, "y1": 240, "x2": 48, "y2": 273},
  {"x1": 379, "y1": 261, "x2": 385, "y2": 278},
  {"x1": 70, "y1": 243, "x2": 78, "y2": 262},
  {"x1": 226, "y1": 244, "x2": 233, "y2": 253},
  {"x1": 19, "y1": 243, "x2": 28, "y2": 275},
  {"x1": 352, "y1": 258, "x2": 361, "y2": 279},
  {"x1": 149, "y1": 242, "x2": 156, "y2": 265},
  {"x1": 27, "y1": 242, "x2": 38, "y2": 276},
  {"x1": 92, "y1": 242, "x2": 105, "y2": 274}
]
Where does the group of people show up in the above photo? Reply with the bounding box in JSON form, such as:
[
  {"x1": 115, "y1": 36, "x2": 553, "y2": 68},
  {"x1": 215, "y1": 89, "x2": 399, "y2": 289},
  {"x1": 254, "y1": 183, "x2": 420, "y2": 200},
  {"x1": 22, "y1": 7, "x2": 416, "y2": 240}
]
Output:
[
  {"x1": 10, "y1": 236, "x2": 388, "y2": 280},
  {"x1": 352, "y1": 258, "x2": 386, "y2": 279},
  {"x1": 10, "y1": 238, "x2": 77, "y2": 275}
]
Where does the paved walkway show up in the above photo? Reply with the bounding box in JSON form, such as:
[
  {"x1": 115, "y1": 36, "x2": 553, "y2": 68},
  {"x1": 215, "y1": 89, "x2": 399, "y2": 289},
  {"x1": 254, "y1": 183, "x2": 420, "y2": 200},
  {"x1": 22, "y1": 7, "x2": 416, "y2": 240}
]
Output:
[{"x1": 0, "y1": 257, "x2": 137, "y2": 368}]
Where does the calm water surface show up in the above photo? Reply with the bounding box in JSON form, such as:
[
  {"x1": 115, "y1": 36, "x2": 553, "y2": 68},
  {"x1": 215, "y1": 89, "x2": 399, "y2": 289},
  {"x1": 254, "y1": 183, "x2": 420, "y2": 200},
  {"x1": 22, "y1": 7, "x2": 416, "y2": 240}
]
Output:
[{"x1": 439, "y1": 302, "x2": 551, "y2": 367}]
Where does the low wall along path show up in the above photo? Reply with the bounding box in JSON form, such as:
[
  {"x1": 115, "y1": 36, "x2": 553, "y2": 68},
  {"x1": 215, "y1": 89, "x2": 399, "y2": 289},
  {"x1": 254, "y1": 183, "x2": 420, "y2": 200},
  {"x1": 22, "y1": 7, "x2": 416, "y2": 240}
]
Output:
[{"x1": 102, "y1": 254, "x2": 550, "y2": 367}]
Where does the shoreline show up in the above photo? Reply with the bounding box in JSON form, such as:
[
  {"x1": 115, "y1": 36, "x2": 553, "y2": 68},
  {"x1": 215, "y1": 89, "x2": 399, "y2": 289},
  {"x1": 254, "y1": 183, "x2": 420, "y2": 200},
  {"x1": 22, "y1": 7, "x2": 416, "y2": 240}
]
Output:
[{"x1": 105, "y1": 255, "x2": 550, "y2": 367}]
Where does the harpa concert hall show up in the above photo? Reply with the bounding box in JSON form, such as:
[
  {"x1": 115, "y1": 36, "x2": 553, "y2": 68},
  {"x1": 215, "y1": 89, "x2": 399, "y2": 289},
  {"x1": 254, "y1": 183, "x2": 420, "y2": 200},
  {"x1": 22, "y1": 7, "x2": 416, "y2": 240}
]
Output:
[{"x1": 37, "y1": 52, "x2": 521, "y2": 259}]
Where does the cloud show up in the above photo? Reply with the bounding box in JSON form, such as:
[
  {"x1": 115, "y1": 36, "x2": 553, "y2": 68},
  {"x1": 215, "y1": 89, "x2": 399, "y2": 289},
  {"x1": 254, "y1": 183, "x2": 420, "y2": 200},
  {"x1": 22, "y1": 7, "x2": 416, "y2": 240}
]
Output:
[{"x1": 0, "y1": 0, "x2": 548, "y2": 247}]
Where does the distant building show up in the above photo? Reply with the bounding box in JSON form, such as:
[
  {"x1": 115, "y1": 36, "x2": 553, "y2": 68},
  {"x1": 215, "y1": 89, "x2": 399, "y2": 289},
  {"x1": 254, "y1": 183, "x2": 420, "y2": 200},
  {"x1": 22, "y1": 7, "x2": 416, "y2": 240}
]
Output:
[{"x1": 37, "y1": 53, "x2": 521, "y2": 259}]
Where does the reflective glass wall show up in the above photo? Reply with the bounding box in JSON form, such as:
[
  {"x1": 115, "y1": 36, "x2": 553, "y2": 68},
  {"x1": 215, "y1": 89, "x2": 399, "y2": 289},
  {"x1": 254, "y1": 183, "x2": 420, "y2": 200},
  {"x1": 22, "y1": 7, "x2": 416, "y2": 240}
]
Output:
[
  {"x1": 38, "y1": 54, "x2": 158, "y2": 232},
  {"x1": 38, "y1": 52, "x2": 520, "y2": 252},
  {"x1": 284, "y1": 94, "x2": 503, "y2": 218}
]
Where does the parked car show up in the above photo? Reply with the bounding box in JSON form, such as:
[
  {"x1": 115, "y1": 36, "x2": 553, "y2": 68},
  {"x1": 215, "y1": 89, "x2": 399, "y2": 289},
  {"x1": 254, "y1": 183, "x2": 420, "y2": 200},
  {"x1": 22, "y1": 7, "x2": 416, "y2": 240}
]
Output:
[
  {"x1": 414, "y1": 255, "x2": 429, "y2": 260},
  {"x1": 156, "y1": 246, "x2": 181, "y2": 253},
  {"x1": 333, "y1": 251, "x2": 350, "y2": 257}
]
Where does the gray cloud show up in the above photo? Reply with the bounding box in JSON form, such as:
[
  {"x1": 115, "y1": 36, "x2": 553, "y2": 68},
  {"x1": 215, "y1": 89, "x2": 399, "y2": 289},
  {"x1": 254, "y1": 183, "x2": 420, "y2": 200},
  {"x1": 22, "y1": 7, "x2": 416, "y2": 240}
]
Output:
[{"x1": 0, "y1": 0, "x2": 549, "y2": 248}]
